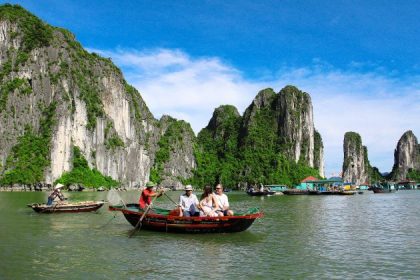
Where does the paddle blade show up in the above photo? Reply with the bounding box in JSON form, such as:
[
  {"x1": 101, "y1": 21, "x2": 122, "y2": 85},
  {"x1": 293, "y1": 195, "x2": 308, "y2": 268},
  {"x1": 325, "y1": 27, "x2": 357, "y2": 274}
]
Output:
[{"x1": 107, "y1": 189, "x2": 122, "y2": 206}]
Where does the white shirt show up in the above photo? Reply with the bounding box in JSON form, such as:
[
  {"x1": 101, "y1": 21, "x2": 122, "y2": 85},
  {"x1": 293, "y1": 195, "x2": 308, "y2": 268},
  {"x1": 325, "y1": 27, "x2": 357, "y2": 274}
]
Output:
[
  {"x1": 214, "y1": 193, "x2": 229, "y2": 210},
  {"x1": 179, "y1": 193, "x2": 199, "y2": 212}
]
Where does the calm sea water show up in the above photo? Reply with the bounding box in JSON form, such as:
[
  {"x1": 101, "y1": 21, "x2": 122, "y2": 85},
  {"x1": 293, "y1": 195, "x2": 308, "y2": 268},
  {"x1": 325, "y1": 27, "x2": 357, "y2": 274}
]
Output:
[{"x1": 0, "y1": 190, "x2": 419, "y2": 279}]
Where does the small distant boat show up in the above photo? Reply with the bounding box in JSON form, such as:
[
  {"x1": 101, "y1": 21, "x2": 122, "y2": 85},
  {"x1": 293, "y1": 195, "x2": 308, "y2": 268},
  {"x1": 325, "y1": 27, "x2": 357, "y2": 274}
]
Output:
[
  {"x1": 27, "y1": 201, "x2": 105, "y2": 213},
  {"x1": 109, "y1": 204, "x2": 263, "y2": 233},
  {"x1": 338, "y1": 190, "x2": 357, "y2": 195},
  {"x1": 307, "y1": 190, "x2": 356, "y2": 195},
  {"x1": 265, "y1": 185, "x2": 288, "y2": 195},
  {"x1": 371, "y1": 187, "x2": 396, "y2": 194},
  {"x1": 246, "y1": 189, "x2": 276, "y2": 196},
  {"x1": 371, "y1": 182, "x2": 397, "y2": 194},
  {"x1": 282, "y1": 189, "x2": 309, "y2": 195}
]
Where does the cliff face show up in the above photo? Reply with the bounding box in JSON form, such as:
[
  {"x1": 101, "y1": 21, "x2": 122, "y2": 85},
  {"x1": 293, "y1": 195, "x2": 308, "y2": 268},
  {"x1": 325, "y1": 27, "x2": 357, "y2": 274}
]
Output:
[
  {"x1": 194, "y1": 105, "x2": 241, "y2": 187},
  {"x1": 240, "y1": 86, "x2": 323, "y2": 175},
  {"x1": 0, "y1": 5, "x2": 161, "y2": 187},
  {"x1": 193, "y1": 86, "x2": 324, "y2": 187},
  {"x1": 276, "y1": 86, "x2": 315, "y2": 168},
  {"x1": 342, "y1": 132, "x2": 369, "y2": 185},
  {"x1": 390, "y1": 130, "x2": 420, "y2": 180},
  {"x1": 151, "y1": 116, "x2": 196, "y2": 189},
  {"x1": 313, "y1": 130, "x2": 324, "y2": 176},
  {"x1": 342, "y1": 132, "x2": 384, "y2": 184}
]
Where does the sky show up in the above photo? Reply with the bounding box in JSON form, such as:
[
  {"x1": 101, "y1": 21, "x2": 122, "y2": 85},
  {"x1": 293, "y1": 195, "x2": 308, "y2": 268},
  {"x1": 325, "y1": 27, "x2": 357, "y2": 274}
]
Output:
[{"x1": 3, "y1": 0, "x2": 419, "y2": 177}]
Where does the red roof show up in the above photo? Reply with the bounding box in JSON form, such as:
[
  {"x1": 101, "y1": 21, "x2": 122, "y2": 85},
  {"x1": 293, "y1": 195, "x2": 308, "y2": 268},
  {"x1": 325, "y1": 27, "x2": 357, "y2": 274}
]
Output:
[{"x1": 301, "y1": 176, "x2": 319, "y2": 182}]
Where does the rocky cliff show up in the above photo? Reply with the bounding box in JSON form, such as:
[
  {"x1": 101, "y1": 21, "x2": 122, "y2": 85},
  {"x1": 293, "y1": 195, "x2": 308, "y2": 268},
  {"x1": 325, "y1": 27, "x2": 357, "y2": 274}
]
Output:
[
  {"x1": 0, "y1": 5, "x2": 163, "y2": 187},
  {"x1": 342, "y1": 132, "x2": 382, "y2": 184},
  {"x1": 390, "y1": 130, "x2": 420, "y2": 181},
  {"x1": 240, "y1": 86, "x2": 324, "y2": 176},
  {"x1": 192, "y1": 86, "x2": 324, "y2": 187},
  {"x1": 193, "y1": 105, "x2": 242, "y2": 187},
  {"x1": 342, "y1": 132, "x2": 368, "y2": 184},
  {"x1": 150, "y1": 115, "x2": 196, "y2": 189}
]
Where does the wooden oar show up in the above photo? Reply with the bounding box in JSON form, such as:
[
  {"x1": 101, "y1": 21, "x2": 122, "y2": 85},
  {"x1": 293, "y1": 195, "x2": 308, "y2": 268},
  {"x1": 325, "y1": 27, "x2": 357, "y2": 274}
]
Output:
[{"x1": 128, "y1": 190, "x2": 163, "y2": 238}]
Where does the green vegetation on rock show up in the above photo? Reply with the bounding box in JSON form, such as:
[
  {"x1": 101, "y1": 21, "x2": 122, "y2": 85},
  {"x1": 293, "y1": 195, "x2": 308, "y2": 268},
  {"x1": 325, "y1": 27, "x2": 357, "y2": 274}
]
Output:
[
  {"x1": 0, "y1": 78, "x2": 32, "y2": 111},
  {"x1": 344, "y1": 132, "x2": 362, "y2": 152},
  {"x1": 150, "y1": 117, "x2": 193, "y2": 184},
  {"x1": 313, "y1": 130, "x2": 323, "y2": 168},
  {"x1": 0, "y1": 102, "x2": 56, "y2": 185},
  {"x1": 104, "y1": 122, "x2": 125, "y2": 150},
  {"x1": 105, "y1": 135, "x2": 125, "y2": 150},
  {"x1": 189, "y1": 101, "x2": 321, "y2": 188},
  {"x1": 0, "y1": 4, "x2": 53, "y2": 53},
  {"x1": 363, "y1": 147, "x2": 384, "y2": 183},
  {"x1": 406, "y1": 168, "x2": 420, "y2": 181},
  {"x1": 190, "y1": 105, "x2": 241, "y2": 187},
  {"x1": 55, "y1": 146, "x2": 119, "y2": 188}
]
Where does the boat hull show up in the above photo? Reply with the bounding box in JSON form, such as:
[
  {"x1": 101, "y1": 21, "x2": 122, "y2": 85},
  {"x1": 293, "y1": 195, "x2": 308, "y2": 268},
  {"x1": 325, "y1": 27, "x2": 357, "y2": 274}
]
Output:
[
  {"x1": 110, "y1": 204, "x2": 263, "y2": 234},
  {"x1": 28, "y1": 201, "x2": 104, "y2": 213},
  {"x1": 246, "y1": 191, "x2": 276, "y2": 196},
  {"x1": 282, "y1": 189, "x2": 309, "y2": 195},
  {"x1": 308, "y1": 190, "x2": 357, "y2": 195},
  {"x1": 371, "y1": 187, "x2": 396, "y2": 194}
]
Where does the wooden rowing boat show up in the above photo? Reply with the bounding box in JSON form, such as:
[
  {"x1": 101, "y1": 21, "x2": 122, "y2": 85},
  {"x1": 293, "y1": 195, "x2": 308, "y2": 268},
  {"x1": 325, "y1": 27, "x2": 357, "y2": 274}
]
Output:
[
  {"x1": 282, "y1": 189, "x2": 309, "y2": 195},
  {"x1": 27, "y1": 201, "x2": 105, "y2": 213},
  {"x1": 246, "y1": 190, "x2": 276, "y2": 196},
  {"x1": 109, "y1": 203, "x2": 263, "y2": 233}
]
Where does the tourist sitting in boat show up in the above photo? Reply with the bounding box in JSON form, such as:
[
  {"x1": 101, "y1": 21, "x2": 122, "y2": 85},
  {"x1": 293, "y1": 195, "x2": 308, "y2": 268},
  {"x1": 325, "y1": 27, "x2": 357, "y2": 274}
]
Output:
[
  {"x1": 199, "y1": 185, "x2": 221, "y2": 217},
  {"x1": 47, "y1": 183, "x2": 66, "y2": 205},
  {"x1": 139, "y1": 181, "x2": 163, "y2": 210},
  {"x1": 178, "y1": 185, "x2": 199, "y2": 217},
  {"x1": 214, "y1": 184, "x2": 234, "y2": 216}
]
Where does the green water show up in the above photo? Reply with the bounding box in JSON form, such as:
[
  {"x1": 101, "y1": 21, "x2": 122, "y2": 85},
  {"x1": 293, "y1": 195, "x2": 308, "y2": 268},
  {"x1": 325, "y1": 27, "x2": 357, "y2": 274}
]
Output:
[{"x1": 1, "y1": 190, "x2": 419, "y2": 279}]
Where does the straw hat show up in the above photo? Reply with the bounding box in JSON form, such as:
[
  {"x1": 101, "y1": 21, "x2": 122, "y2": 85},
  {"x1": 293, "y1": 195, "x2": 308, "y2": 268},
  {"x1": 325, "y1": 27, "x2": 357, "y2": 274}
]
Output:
[
  {"x1": 54, "y1": 183, "x2": 64, "y2": 190},
  {"x1": 185, "y1": 185, "x2": 193, "y2": 191}
]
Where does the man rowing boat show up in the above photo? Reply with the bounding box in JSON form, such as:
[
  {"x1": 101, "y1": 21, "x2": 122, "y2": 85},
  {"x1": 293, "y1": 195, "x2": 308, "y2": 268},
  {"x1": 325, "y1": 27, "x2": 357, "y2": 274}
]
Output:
[
  {"x1": 139, "y1": 181, "x2": 163, "y2": 210},
  {"x1": 47, "y1": 183, "x2": 66, "y2": 205}
]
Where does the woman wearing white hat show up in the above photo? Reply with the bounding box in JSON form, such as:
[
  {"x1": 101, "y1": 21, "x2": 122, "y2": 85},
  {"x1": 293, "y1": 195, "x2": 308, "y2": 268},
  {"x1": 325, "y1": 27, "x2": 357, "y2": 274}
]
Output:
[{"x1": 47, "y1": 183, "x2": 66, "y2": 205}]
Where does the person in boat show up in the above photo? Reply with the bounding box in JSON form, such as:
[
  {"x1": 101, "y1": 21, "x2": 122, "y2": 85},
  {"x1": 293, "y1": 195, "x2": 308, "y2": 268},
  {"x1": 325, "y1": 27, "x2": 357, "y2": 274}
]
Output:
[
  {"x1": 47, "y1": 183, "x2": 66, "y2": 206},
  {"x1": 198, "y1": 185, "x2": 221, "y2": 217},
  {"x1": 178, "y1": 185, "x2": 199, "y2": 217},
  {"x1": 139, "y1": 181, "x2": 163, "y2": 210},
  {"x1": 214, "y1": 184, "x2": 234, "y2": 216}
]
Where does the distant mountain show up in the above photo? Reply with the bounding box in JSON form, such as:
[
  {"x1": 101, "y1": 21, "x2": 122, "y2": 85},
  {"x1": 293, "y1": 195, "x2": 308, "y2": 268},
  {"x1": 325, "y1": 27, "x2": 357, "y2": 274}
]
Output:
[
  {"x1": 342, "y1": 132, "x2": 382, "y2": 184},
  {"x1": 389, "y1": 130, "x2": 420, "y2": 181}
]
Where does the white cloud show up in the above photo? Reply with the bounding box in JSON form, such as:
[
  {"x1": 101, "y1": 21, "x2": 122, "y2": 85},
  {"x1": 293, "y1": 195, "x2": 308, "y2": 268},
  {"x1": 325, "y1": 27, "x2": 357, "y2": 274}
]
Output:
[
  {"x1": 89, "y1": 47, "x2": 420, "y2": 177},
  {"x1": 89, "y1": 47, "x2": 263, "y2": 132}
]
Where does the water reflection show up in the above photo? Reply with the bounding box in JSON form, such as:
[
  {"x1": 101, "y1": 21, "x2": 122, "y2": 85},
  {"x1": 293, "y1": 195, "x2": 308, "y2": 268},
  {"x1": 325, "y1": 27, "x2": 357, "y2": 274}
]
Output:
[{"x1": 1, "y1": 191, "x2": 420, "y2": 279}]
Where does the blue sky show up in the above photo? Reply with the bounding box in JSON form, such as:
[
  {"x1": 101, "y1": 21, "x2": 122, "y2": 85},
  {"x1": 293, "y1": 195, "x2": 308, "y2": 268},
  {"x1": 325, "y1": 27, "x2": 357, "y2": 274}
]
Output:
[{"x1": 3, "y1": 0, "x2": 419, "y2": 177}]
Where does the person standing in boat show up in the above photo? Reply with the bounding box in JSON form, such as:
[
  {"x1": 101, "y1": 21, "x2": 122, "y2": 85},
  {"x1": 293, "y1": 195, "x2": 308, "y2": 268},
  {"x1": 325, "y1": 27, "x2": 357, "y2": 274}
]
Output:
[
  {"x1": 178, "y1": 185, "x2": 199, "y2": 217},
  {"x1": 139, "y1": 181, "x2": 163, "y2": 210},
  {"x1": 214, "y1": 184, "x2": 234, "y2": 216},
  {"x1": 47, "y1": 183, "x2": 66, "y2": 205},
  {"x1": 199, "y1": 185, "x2": 221, "y2": 217}
]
